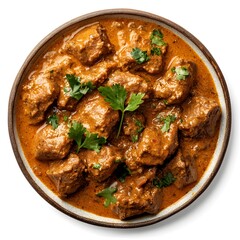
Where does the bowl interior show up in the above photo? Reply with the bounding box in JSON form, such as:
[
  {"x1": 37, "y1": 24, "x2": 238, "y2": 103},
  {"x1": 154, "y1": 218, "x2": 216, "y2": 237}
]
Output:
[{"x1": 8, "y1": 9, "x2": 231, "y2": 228}]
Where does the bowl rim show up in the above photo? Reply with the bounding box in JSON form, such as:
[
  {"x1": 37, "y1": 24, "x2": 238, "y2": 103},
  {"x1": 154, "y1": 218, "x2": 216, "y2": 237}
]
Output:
[{"x1": 8, "y1": 8, "x2": 231, "y2": 228}]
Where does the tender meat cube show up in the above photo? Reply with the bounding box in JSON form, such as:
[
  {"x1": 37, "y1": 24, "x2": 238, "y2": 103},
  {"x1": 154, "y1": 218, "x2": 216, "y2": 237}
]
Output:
[
  {"x1": 166, "y1": 150, "x2": 198, "y2": 189},
  {"x1": 78, "y1": 146, "x2": 123, "y2": 182},
  {"x1": 63, "y1": 23, "x2": 113, "y2": 66},
  {"x1": 153, "y1": 56, "x2": 196, "y2": 104},
  {"x1": 116, "y1": 29, "x2": 167, "y2": 74},
  {"x1": 123, "y1": 112, "x2": 145, "y2": 141},
  {"x1": 133, "y1": 107, "x2": 180, "y2": 166},
  {"x1": 22, "y1": 72, "x2": 59, "y2": 124},
  {"x1": 107, "y1": 70, "x2": 150, "y2": 99},
  {"x1": 35, "y1": 122, "x2": 72, "y2": 161},
  {"x1": 46, "y1": 154, "x2": 86, "y2": 197},
  {"x1": 72, "y1": 91, "x2": 119, "y2": 138},
  {"x1": 179, "y1": 96, "x2": 221, "y2": 137},
  {"x1": 113, "y1": 168, "x2": 162, "y2": 219}
]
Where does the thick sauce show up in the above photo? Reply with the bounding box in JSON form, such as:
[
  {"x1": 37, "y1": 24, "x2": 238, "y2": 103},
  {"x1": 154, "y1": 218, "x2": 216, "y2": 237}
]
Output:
[{"x1": 16, "y1": 18, "x2": 220, "y2": 219}]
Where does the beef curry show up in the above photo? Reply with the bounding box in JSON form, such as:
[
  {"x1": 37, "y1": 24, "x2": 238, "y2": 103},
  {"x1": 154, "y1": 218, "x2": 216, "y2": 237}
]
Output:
[{"x1": 16, "y1": 18, "x2": 221, "y2": 220}]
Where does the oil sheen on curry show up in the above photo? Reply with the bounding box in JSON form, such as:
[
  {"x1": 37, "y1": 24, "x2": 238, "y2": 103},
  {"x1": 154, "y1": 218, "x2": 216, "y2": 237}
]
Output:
[{"x1": 16, "y1": 18, "x2": 221, "y2": 220}]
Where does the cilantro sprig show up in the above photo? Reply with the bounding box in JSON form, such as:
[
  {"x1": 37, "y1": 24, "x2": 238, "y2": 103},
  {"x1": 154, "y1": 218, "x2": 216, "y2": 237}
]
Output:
[
  {"x1": 64, "y1": 74, "x2": 95, "y2": 100},
  {"x1": 98, "y1": 84, "x2": 145, "y2": 138},
  {"x1": 153, "y1": 172, "x2": 176, "y2": 188},
  {"x1": 131, "y1": 47, "x2": 150, "y2": 64},
  {"x1": 150, "y1": 29, "x2": 166, "y2": 46},
  {"x1": 46, "y1": 114, "x2": 59, "y2": 130},
  {"x1": 157, "y1": 114, "x2": 176, "y2": 133},
  {"x1": 171, "y1": 66, "x2": 190, "y2": 80},
  {"x1": 96, "y1": 187, "x2": 117, "y2": 207},
  {"x1": 68, "y1": 121, "x2": 106, "y2": 153}
]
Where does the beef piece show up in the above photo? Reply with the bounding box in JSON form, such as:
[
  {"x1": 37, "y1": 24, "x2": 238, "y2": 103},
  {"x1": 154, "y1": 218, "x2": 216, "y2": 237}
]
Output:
[
  {"x1": 166, "y1": 150, "x2": 198, "y2": 189},
  {"x1": 179, "y1": 96, "x2": 221, "y2": 137},
  {"x1": 133, "y1": 107, "x2": 180, "y2": 166},
  {"x1": 153, "y1": 56, "x2": 196, "y2": 104},
  {"x1": 46, "y1": 154, "x2": 86, "y2": 197},
  {"x1": 115, "y1": 29, "x2": 167, "y2": 74},
  {"x1": 123, "y1": 112, "x2": 145, "y2": 142},
  {"x1": 78, "y1": 146, "x2": 123, "y2": 182},
  {"x1": 72, "y1": 91, "x2": 119, "y2": 138},
  {"x1": 22, "y1": 72, "x2": 59, "y2": 124},
  {"x1": 63, "y1": 23, "x2": 113, "y2": 66},
  {"x1": 35, "y1": 122, "x2": 72, "y2": 161},
  {"x1": 113, "y1": 168, "x2": 162, "y2": 220},
  {"x1": 107, "y1": 70, "x2": 150, "y2": 100}
]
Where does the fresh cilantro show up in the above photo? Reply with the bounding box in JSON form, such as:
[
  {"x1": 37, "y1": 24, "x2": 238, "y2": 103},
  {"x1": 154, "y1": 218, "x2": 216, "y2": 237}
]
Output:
[
  {"x1": 131, "y1": 134, "x2": 139, "y2": 143},
  {"x1": 158, "y1": 114, "x2": 176, "y2": 133},
  {"x1": 68, "y1": 121, "x2": 106, "y2": 153},
  {"x1": 46, "y1": 114, "x2": 59, "y2": 130},
  {"x1": 131, "y1": 47, "x2": 150, "y2": 64},
  {"x1": 153, "y1": 172, "x2": 176, "y2": 188},
  {"x1": 64, "y1": 74, "x2": 95, "y2": 100},
  {"x1": 171, "y1": 66, "x2": 190, "y2": 80},
  {"x1": 98, "y1": 84, "x2": 145, "y2": 138},
  {"x1": 163, "y1": 99, "x2": 168, "y2": 105},
  {"x1": 115, "y1": 163, "x2": 131, "y2": 183},
  {"x1": 150, "y1": 29, "x2": 166, "y2": 46},
  {"x1": 151, "y1": 47, "x2": 162, "y2": 56},
  {"x1": 63, "y1": 115, "x2": 69, "y2": 122},
  {"x1": 96, "y1": 187, "x2": 117, "y2": 207},
  {"x1": 93, "y1": 163, "x2": 101, "y2": 169},
  {"x1": 131, "y1": 119, "x2": 145, "y2": 143}
]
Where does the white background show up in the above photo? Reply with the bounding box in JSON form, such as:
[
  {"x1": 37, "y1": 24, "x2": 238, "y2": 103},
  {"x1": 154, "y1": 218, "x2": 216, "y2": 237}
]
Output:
[{"x1": 1, "y1": 0, "x2": 239, "y2": 239}]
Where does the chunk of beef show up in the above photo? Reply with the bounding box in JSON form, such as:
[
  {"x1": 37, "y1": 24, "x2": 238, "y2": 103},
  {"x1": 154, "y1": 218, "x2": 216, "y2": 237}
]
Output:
[
  {"x1": 123, "y1": 112, "x2": 145, "y2": 142},
  {"x1": 78, "y1": 146, "x2": 123, "y2": 182},
  {"x1": 166, "y1": 150, "x2": 198, "y2": 189},
  {"x1": 35, "y1": 122, "x2": 72, "y2": 161},
  {"x1": 112, "y1": 168, "x2": 162, "y2": 220},
  {"x1": 116, "y1": 29, "x2": 167, "y2": 74},
  {"x1": 72, "y1": 91, "x2": 119, "y2": 138},
  {"x1": 153, "y1": 56, "x2": 196, "y2": 104},
  {"x1": 132, "y1": 107, "x2": 180, "y2": 166},
  {"x1": 107, "y1": 70, "x2": 150, "y2": 99},
  {"x1": 46, "y1": 154, "x2": 86, "y2": 197},
  {"x1": 63, "y1": 23, "x2": 113, "y2": 66},
  {"x1": 22, "y1": 72, "x2": 59, "y2": 124},
  {"x1": 179, "y1": 96, "x2": 221, "y2": 137}
]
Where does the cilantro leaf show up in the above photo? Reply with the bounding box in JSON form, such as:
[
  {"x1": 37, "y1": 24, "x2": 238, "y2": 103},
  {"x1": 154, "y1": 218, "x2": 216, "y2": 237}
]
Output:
[
  {"x1": 96, "y1": 187, "x2": 117, "y2": 207},
  {"x1": 150, "y1": 29, "x2": 166, "y2": 46},
  {"x1": 46, "y1": 114, "x2": 59, "y2": 130},
  {"x1": 171, "y1": 66, "x2": 190, "y2": 80},
  {"x1": 151, "y1": 47, "x2": 162, "y2": 56},
  {"x1": 93, "y1": 163, "x2": 101, "y2": 169},
  {"x1": 65, "y1": 74, "x2": 95, "y2": 100},
  {"x1": 115, "y1": 163, "x2": 131, "y2": 182},
  {"x1": 131, "y1": 47, "x2": 150, "y2": 64},
  {"x1": 98, "y1": 84, "x2": 145, "y2": 138},
  {"x1": 68, "y1": 121, "x2": 106, "y2": 152},
  {"x1": 153, "y1": 172, "x2": 176, "y2": 188},
  {"x1": 158, "y1": 114, "x2": 176, "y2": 133},
  {"x1": 131, "y1": 119, "x2": 145, "y2": 143}
]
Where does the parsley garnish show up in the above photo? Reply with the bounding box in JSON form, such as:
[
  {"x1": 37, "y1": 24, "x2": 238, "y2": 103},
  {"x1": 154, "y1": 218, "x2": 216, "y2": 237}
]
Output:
[
  {"x1": 131, "y1": 47, "x2": 150, "y2": 64},
  {"x1": 150, "y1": 29, "x2": 166, "y2": 46},
  {"x1": 115, "y1": 163, "x2": 131, "y2": 182},
  {"x1": 96, "y1": 187, "x2": 117, "y2": 207},
  {"x1": 46, "y1": 114, "x2": 59, "y2": 130},
  {"x1": 153, "y1": 172, "x2": 176, "y2": 188},
  {"x1": 64, "y1": 74, "x2": 95, "y2": 100},
  {"x1": 171, "y1": 66, "x2": 190, "y2": 80},
  {"x1": 68, "y1": 121, "x2": 106, "y2": 153},
  {"x1": 151, "y1": 47, "x2": 162, "y2": 56},
  {"x1": 98, "y1": 84, "x2": 145, "y2": 138},
  {"x1": 158, "y1": 114, "x2": 176, "y2": 133},
  {"x1": 131, "y1": 119, "x2": 145, "y2": 143},
  {"x1": 93, "y1": 163, "x2": 101, "y2": 169}
]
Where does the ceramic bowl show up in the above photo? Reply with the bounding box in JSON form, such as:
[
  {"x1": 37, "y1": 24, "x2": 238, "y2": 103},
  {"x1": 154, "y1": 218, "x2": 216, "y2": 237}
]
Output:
[{"x1": 8, "y1": 9, "x2": 231, "y2": 228}]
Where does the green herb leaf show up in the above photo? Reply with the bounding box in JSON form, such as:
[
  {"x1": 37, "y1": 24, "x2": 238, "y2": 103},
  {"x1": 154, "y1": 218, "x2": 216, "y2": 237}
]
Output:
[
  {"x1": 93, "y1": 163, "x2": 101, "y2": 169},
  {"x1": 115, "y1": 163, "x2": 131, "y2": 183},
  {"x1": 159, "y1": 114, "x2": 176, "y2": 133},
  {"x1": 46, "y1": 114, "x2": 59, "y2": 130},
  {"x1": 150, "y1": 29, "x2": 166, "y2": 46},
  {"x1": 135, "y1": 119, "x2": 144, "y2": 133},
  {"x1": 130, "y1": 47, "x2": 150, "y2": 64},
  {"x1": 98, "y1": 84, "x2": 145, "y2": 138},
  {"x1": 151, "y1": 47, "x2": 162, "y2": 56},
  {"x1": 131, "y1": 134, "x2": 139, "y2": 143},
  {"x1": 153, "y1": 172, "x2": 176, "y2": 188},
  {"x1": 96, "y1": 187, "x2": 117, "y2": 207},
  {"x1": 65, "y1": 74, "x2": 95, "y2": 100},
  {"x1": 68, "y1": 121, "x2": 106, "y2": 152},
  {"x1": 171, "y1": 66, "x2": 190, "y2": 80}
]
